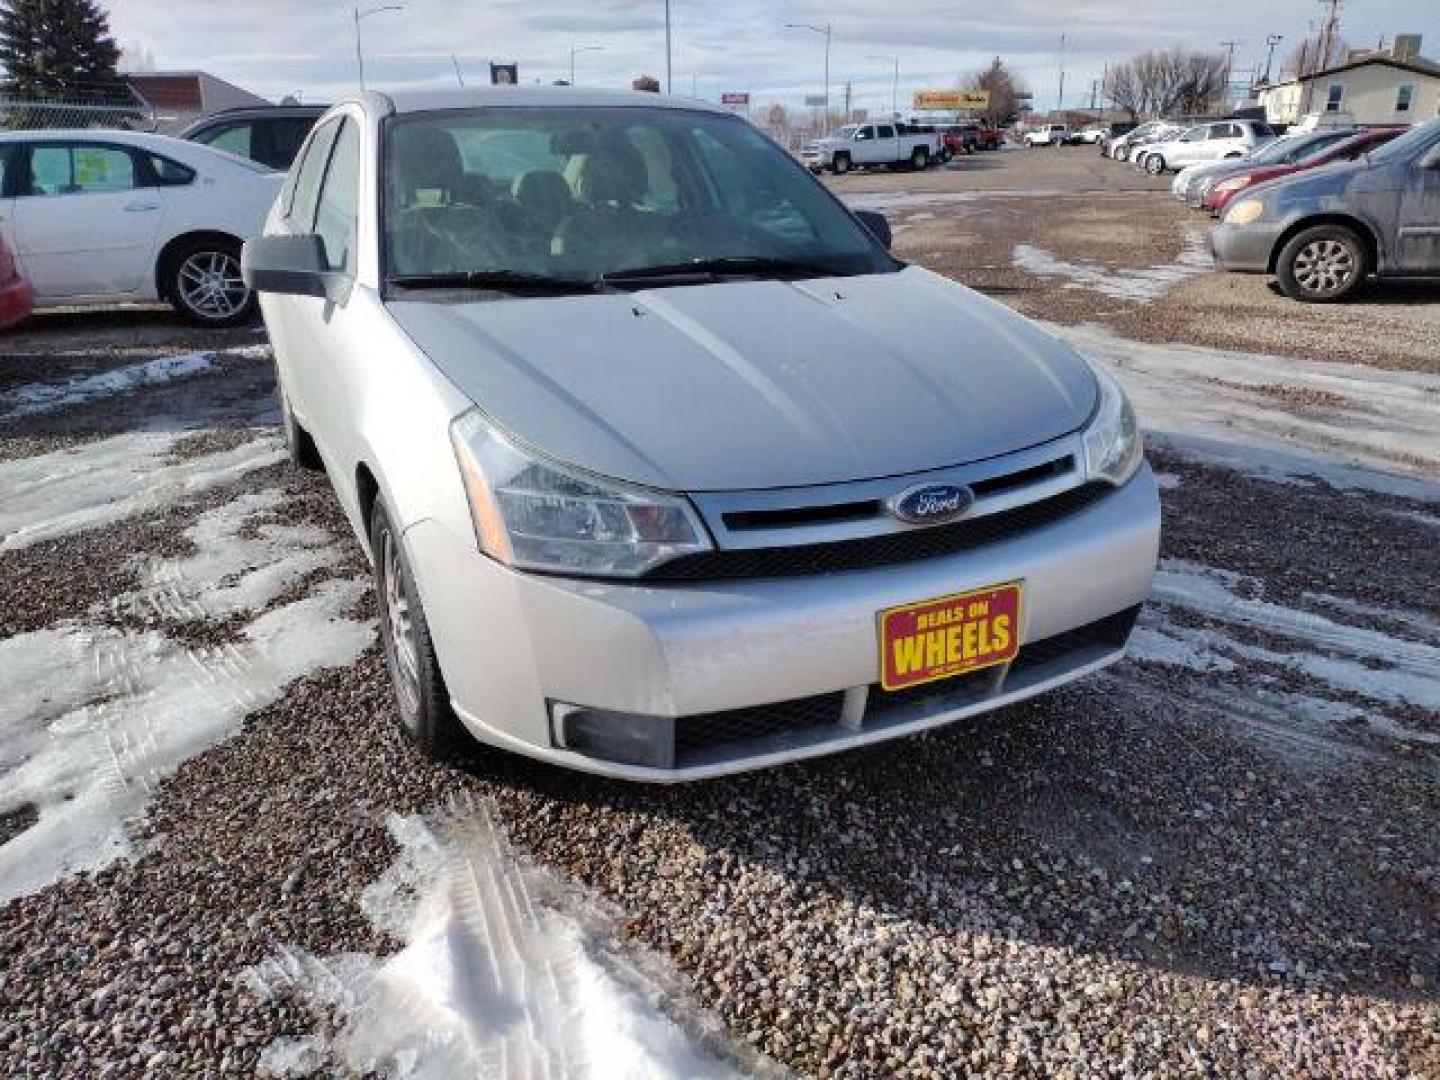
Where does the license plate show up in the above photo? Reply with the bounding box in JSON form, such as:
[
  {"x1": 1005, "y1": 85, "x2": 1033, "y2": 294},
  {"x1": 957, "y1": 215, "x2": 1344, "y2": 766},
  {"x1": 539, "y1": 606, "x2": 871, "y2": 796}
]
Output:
[{"x1": 878, "y1": 582, "x2": 1023, "y2": 692}]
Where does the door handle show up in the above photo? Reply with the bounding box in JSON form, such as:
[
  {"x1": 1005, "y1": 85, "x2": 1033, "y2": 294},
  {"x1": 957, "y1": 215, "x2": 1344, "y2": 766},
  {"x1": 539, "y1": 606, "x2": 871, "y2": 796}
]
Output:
[{"x1": 123, "y1": 201, "x2": 160, "y2": 212}]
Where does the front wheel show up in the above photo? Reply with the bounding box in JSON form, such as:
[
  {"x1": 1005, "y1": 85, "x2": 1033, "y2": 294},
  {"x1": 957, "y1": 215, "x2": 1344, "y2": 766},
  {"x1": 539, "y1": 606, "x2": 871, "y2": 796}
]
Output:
[
  {"x1": 1145, "y1": 154, "x2": 1165, "y2": 175},
  {"x1": 831, "y1": 153, "x2": 851, "y2": 175},
  {"x1": 370, "y1": 500, "x2": 467, "y2": 756},
  {"x1": 1275, "y1": 225, "x2": 1367, "y2": 303},
  {"x1": 910, "y1": 147, "x2": 928, "y2": 170},
  {"x1": 166, "y1": 239, "x2": 255, "y2": 327}
]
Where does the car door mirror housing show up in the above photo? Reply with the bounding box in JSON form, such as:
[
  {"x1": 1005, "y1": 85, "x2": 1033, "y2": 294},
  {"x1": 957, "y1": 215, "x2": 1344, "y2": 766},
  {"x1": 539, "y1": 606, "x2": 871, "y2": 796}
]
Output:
[
  {"x1": 241, "y1": 234, "x2": 350, "y2": 303},
  {"x1": 854, "y1": 210, "x2": 892, "y2": 249}
]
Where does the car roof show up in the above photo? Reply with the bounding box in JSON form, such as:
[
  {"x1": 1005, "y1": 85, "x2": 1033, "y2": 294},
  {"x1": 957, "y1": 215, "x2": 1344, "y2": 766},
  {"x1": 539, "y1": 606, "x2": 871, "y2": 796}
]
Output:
[
  {"x1": 362, "y1": 85, "x2": 728, "y2": 116},
  {"x1": 0, "y1": 128, "x2": 193, "y2": 149}
]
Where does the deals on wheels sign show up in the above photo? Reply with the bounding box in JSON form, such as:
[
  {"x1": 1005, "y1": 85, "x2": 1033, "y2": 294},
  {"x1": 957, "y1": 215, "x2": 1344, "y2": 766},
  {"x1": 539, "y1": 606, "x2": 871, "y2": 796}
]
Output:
[{"x1": 912, "y1": 89, "x2": 990, "y2": 111}]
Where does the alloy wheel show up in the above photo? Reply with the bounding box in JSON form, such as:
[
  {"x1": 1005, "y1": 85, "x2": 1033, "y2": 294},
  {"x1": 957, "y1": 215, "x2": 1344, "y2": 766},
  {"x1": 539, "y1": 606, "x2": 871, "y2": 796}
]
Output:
[
  {"x1": 381, "y1": 528, "x2": 422, "y2": 723},
  {"x1": 1293, "y1": 239, "x2": 1356, "y2": 296},
  {"x1": 177, "y1": 250, "x2": 249, "y2": 321}
]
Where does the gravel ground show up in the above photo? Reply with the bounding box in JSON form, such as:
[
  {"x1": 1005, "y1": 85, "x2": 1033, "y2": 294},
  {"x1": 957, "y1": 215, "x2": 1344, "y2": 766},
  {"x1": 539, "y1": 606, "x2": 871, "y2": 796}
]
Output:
[{"x1": 2, "y1": 151, "x2": 1437, "y2": 1078}]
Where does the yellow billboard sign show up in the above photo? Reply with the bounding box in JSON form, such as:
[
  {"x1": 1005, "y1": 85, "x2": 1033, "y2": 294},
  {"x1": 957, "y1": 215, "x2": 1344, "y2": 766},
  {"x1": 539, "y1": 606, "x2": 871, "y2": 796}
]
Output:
[{"x1": 911, "y1": 90, "x2": 989, "y2": 110}]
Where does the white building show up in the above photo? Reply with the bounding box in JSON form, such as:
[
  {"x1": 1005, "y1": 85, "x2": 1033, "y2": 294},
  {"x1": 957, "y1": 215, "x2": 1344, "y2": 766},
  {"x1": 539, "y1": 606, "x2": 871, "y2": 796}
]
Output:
[{"x1": 1257, "y1": 47, "x2": 1440, "y2": 127}]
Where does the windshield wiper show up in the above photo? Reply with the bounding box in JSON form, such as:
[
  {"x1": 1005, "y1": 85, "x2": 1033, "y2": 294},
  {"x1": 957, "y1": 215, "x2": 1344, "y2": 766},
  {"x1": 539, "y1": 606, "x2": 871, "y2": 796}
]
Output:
[
  {"x1": 389, "y1": 270, "x2": 603, "y2": 294},
  {"x1": 601, "y1": 256, "x2": 844, "y2": 286}
]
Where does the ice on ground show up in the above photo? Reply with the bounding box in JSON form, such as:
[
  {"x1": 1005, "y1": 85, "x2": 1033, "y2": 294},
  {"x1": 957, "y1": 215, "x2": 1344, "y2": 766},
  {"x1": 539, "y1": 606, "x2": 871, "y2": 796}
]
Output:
[
  {"x1": 1013, "y1": 228, "x2": 1211, "y2": 302},
  {"x1": 0, "y1": 579, "x2": 372, "y2": 904},
  {"x1": 249, "y1": 804, "x2": 760, "y2": 1079},
  {"x1": 842, "y1": 189, "x2": 1141, "y2": 212},
  {"x1": 1054, "y1": 321, "x2": 1440, "y2": 495},
  {"x1": 0, "y1": 429, "x2": 284, "y2": 552},
  {"x1": 0, "y1": 345, "x2": 269, "y2": 420},
  {"x1": 1128, "y1": 559, "x2": 1440, "y2": 759}
]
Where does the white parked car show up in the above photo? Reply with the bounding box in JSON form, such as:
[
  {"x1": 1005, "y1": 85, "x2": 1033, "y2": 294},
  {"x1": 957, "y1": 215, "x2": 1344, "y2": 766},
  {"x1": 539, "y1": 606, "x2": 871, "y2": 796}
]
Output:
[
  {"x1": 0, "y1": 130, "x2": 283, "y2": 325},
  {"x1": 1074, "y1": 126, "x2": 1107, "y2": 144},
  {"x1": 1024, "y1": 124, "x2": 1068, "y2": 147},
  {"x1": 1134, "y1": 120, "x2": 1275, "y2": 176},
  {"x1": 1108, "y1": 121, "x2": 1180, "y2": 161}
]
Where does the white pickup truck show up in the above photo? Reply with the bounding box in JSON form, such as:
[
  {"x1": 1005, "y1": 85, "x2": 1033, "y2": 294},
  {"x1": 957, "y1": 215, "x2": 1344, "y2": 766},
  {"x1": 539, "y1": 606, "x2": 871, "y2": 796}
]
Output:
[{"x1": 802, "y1": 122, "x2": 941, "y2": 174}]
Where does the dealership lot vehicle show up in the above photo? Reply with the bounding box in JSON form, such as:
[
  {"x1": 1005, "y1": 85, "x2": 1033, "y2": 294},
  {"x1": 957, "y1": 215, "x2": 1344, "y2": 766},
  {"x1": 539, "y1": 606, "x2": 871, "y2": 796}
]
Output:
[
  {"x1": 180, "y1": 103, "x2": 327, "y2": 170},
  {"x1": 0, "y1": 232, "x2": 34, "y2": 329},
  {"x1": 1106, "y1": 119, "x2": 1177, "y2": 160},
  {"x1": 1172, "y1": 128, "x2": 1358, "y2": 205},
  {"x1": 246, "y1": 88, "x2": 1159, "y2": 779},
  {"x1": 0, "y1": 130, "x2": 282, "y2": 325},
  {"x1": 3, "y1": 142, "x2": 1436, "y2": 1078},
  {"x1": 1212, "y1": 118, "x2": 1440, "y2": 301},
  {"x1": 1203, "y1": 126, "x2": 1406, "y2": 215},
  {"x1": 944, "y1": 121, "x2": 1004, "y2": 153},
  {"x1": 1024, "y1": 123, "x2": 1068, "y2": 147},
  {"x1": 1134, "y1": 119, "x2": 1274, "y2": 175},
  {"x1": 802, "y1": 120, "x2": 940, "y2": 173}
]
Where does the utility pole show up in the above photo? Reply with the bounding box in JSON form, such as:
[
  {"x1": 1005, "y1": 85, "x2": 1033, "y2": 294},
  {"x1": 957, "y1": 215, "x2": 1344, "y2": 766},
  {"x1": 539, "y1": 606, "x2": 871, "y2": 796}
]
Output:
[
  {"x1": 1056, "y1": 33, "x2": 1066, "y2": 114},
  {"x1": 1088, "y1": 79, "x2": 1098, "y2": 113},
  {"x1": 1220, "y1": 39, "x2": 1239, "y2": 110},
  {"x1": 451, "y1": 55, "x2": 464, "y2": 87},
  {"x1": 1262, "y1": 33, "x2": 1283, "y2": 83},
  {"x1": 843, "y1": 81, "x2": 852, "y2": 123},
  {"x1": 868, "y1": 55, "x2": 899, "y2": 120},
  {"x1": 665, "y1": 0, "x2": 673, "y2": 94}
]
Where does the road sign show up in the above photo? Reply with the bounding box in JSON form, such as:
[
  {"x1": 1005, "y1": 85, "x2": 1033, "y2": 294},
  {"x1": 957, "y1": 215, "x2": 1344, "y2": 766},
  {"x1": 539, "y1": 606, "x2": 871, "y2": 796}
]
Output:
[
  {"x1": 721, "y1": 92, "x2": 750, "y2": 105},
  {"x1": 912, "y1": 89, "x2": 989, "y2": 110},
  {"x1": 803, "y1": 94, "x2": 827, "y2": 107}
]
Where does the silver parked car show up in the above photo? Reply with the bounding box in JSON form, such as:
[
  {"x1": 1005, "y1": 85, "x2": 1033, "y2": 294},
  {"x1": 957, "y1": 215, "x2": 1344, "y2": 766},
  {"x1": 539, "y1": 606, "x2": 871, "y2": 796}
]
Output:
[{"x1": 243, "y1": 88, "x2": 1160, "y2": 780}]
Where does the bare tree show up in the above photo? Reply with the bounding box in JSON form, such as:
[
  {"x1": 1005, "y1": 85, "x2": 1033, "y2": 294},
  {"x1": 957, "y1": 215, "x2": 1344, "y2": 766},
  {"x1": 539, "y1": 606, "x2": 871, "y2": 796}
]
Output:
[
  {"x1": 1104, "y1": 47, "x2": 1229, "y2": 120},
  {"x1": 1283, "y1": 32, "x2": 1351, "y2": 78},
  {"x1": 961, "y1": 57, "x2": 1027, "y2": 125}
]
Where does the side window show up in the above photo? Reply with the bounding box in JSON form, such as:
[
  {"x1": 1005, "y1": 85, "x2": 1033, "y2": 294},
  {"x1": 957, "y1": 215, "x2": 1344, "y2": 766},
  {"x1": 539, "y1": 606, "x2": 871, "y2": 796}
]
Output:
[
  {"x1": 0, "y1": 145, "x2": 14, "y2": 196},
  {"x1": 1181, "y1": 127, "x2": 1204, "y2": 143},
  {"x1": 877, "y1": 124, "x2": 896, "y2": 139},
  {"x1": 25, "y1": 145, "x2": 137, "y2": 195},
  {"x1": 203, "y1": 123, "x2": 254, "y2": 160},
  {"x1": 265, "y1": 118, "x2": 317, "y2": 170},
  {"x1": 147, "y1": 154, "x2": 195, "y2": 187},
  {"x1": 856, "y1": 126, "x2": 874, "y2": 141},
  {"x1": 313, "y1": 119, "x2": 360, "y2": 274},
  {"x1": 285, "y1": 118, "x2": 340, "y2": 226}
]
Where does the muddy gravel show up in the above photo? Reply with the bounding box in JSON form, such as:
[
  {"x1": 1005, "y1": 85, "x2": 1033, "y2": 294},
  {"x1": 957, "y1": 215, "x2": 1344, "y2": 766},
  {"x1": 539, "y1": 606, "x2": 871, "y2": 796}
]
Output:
[{"x1": 1, "y1": 150, "x2": 1437, "y2": 1079}]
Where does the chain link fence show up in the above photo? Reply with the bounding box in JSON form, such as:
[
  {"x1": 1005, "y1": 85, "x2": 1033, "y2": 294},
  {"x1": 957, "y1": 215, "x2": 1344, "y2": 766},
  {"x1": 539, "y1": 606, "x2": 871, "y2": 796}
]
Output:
[{"x1": 0, "y1": 98, "x2": 157, "y2": 132}]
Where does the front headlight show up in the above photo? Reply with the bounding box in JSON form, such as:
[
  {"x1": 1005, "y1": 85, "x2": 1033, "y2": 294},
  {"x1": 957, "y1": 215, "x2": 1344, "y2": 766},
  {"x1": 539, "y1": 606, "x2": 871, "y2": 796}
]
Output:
[
  {"x1": 1225, "y1": 198, "x2": 1266, "y2": 225},
  {"x1": 1215, "y1": 176, "x2": 1252, "y2": 194},
  {"x1": 449, "y1": 409, "x2": 712, "y2": 577},
  {"x1": 1081, "y1": 363, "x2": 1143, "y2": 486}
]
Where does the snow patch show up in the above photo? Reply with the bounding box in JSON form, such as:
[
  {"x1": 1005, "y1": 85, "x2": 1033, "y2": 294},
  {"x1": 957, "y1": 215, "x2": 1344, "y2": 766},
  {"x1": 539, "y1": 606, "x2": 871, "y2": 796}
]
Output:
[
  {"x1": 0, "y1": 430, "x2": 284, "y2": 552},
  {"x1": 1013, "y1": 228, "x2": 1211, "y2": 302},
  {"x1": 249, "y1": 804, "x2": 759, "y2": 1079},
  {"x1": 0, "y1": 345, "x2": 269, "y2": 420}
]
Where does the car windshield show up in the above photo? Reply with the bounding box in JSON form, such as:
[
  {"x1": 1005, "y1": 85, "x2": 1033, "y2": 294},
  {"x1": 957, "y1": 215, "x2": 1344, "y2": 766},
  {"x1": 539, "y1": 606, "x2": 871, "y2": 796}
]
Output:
[
  {"x1": 385, "y1": 107, "x2": 893, "y2": 285},
  {"x1": 1362, "y1": 120, "x2": 1438, "y2": 165}
]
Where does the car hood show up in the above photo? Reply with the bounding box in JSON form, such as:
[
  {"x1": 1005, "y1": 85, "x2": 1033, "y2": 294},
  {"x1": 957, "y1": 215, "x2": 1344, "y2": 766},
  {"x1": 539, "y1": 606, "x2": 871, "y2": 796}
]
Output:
[
  {"x1": 1251, "y1": 157, "x2": 1368, "y2": 201},
  {"x1": 388, "y1": 267, "x2": 1098, "y2": 492}
]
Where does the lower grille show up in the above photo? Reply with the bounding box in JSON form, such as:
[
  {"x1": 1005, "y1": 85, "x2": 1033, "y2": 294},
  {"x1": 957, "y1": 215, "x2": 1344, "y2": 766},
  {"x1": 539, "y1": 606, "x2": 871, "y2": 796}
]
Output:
[
  {"x1": 647, "y1": 484, "x2": 1110, "y2": 581},
  {"x1": 675, "y1": 692, "x2": 845, "y2": 763}
]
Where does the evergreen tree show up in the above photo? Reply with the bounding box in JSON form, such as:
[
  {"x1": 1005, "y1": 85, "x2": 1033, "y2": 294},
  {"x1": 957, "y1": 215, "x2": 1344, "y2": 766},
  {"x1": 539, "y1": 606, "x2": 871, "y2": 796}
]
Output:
[{"x1": 0, "y1": 0, "x2": 125, "y2": 102}]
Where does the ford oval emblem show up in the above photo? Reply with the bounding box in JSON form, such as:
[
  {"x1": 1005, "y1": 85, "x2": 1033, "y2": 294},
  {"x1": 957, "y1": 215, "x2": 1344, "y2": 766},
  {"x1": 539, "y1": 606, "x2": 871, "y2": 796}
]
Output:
[{"x1": 886, "y1": 483, "x2": 975, "y2": 525}]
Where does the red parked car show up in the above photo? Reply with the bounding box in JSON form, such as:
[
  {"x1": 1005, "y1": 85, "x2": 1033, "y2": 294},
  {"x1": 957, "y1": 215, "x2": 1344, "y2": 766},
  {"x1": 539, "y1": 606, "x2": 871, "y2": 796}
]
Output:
[
  {"x1": 943, "y1": 122, "x2": 1003, "y2": 155},
  {"x1": 0, "y1": 234, "x2": 34, "y2": 330},
  {"x1": 1203, "y1": 127, "x2": 1407, "y2": 215}
]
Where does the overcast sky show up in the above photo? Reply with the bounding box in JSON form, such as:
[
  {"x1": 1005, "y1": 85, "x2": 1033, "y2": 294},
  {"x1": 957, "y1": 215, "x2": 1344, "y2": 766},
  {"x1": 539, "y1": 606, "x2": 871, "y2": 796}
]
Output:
[{"x1": 112, "y1": 0, "x2": 1439, "y2": 116}]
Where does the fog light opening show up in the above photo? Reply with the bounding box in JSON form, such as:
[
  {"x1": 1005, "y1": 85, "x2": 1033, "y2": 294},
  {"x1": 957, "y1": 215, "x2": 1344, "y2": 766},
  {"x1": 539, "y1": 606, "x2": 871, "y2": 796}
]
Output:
[{"x1": 550, "y1": 702, "x2": 676, "y2": 769}]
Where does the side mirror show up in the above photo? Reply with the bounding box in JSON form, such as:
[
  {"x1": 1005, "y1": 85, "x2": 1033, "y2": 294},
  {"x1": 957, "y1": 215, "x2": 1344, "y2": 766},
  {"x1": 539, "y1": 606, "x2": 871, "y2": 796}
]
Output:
[
  {"x1": 241, "y1": 234, "x2": 350, "y2": 304},
  {"x1": 854, "y1": 209, "x2": 892, "y2": 250}
]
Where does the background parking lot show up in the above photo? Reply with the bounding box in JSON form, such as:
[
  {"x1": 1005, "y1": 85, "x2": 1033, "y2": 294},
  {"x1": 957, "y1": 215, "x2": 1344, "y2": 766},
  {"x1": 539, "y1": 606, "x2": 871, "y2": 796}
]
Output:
[{"x1": 2, "y1": 147, "x2": 1437, "y2": 1078}]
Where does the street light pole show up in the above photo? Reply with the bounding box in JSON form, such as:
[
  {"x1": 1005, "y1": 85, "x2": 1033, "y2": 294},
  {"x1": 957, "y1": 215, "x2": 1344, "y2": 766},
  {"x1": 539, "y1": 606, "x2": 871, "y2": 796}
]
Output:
[
  {"x1": 353, "y1": 4, "x2": 403, "y2": 91},
  {"x1": 786, "y1": 22, "x2": 832, "y2": 120},
  {"x1": 665, "y1": 0, "x2": 673, "y2": 94},
  {"x1": 1263, "y1": 33, "x2": 1283, "y2": 83},
  {"x1": 867, "y1": 54, "x2": 899, "y2": 120},
  {"x1": 569, "y1": 44, "x2": 603, "y2": 86}
]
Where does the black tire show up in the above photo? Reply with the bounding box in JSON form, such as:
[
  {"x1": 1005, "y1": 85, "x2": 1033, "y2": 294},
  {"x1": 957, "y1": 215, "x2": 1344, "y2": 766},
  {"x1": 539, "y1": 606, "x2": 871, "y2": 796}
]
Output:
[
  {"x1": 277, "y1": 382, "x2": 323, "y2": 470},
  {"x1": 1275, "y1": 224, "x2": 1368, "y2": 303},
  {"x1": 831, "y1": 153, "x2": 851, "y2": 175},
  {"x1": 1145, "y1": 153, "x2": 1165, "y2": 175},
  {"x1": 910, "y1": 146, "x2": 928, "y2": 170},
  {"x1": 164, "y1": 237, "x2": 256, "y2": 328},
  {"x1": 370, "y1": 500, "x2": 466, "y2": 756}
]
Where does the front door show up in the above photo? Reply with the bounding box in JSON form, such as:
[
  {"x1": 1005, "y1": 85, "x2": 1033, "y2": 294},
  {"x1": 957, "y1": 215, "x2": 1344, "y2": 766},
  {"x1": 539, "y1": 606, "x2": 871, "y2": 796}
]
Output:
[
  {"x1": 1395, "y1": 156, "x2": 1440, "y2": 273},
  {"x1": 9, "y1": 142, "x2": 160, "y2": 298}
]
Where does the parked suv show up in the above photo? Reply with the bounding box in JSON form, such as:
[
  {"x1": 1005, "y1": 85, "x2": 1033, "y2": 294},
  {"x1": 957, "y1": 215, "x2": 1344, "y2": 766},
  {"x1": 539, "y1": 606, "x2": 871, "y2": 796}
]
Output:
[
  {"x1": 1024, "y1": 124, "x2": 1068, "y2": 147},
  {"x1": 1135, "y1": 119, "x2": 1274, "y2": 175},
  {"x1": 1211, "y1": 119, "x2": 1440, "y2": 301},
  {"x1": 180, "y1": 104, "x2": 327, "y2": 171},
  {"x1": 243, "y1": 88, "x2": 1160, "y2": 780}
]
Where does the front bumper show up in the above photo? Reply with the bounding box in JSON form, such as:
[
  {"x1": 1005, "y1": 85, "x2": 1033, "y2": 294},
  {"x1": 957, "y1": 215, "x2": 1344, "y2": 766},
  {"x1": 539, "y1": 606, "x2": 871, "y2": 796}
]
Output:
[
  {"x1": 1210, "y1": 219, "x2": 1284, "y2": 273},
  {"x1": 405, "y1": 466, "x2": 1161, "y2": 781}
]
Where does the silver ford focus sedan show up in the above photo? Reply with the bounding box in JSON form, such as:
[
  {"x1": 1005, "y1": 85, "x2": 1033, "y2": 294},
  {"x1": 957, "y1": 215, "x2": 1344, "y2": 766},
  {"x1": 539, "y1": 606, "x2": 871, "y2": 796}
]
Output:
[{"x1": 243, "y1": 87, "x2": 1160, "y2": 781}]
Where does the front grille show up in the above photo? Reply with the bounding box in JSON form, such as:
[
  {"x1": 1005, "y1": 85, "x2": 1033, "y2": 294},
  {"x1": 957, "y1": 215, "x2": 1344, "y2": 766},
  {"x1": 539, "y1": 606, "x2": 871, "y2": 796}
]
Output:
[
  {"x1": 674, "y1": 692, "x2": 845, "y2": 763},
  {"x1": 648, "y1": 483, "x2": 1109, "y2": 582},
  {"x1": 1007, "y1": 605, "x2": 1140, "y2": 675}
]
